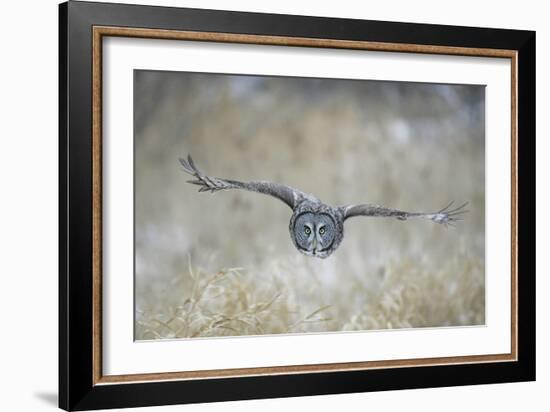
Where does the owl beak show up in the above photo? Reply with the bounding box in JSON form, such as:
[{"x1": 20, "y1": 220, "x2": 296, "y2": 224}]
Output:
[{"x1": 312, "y1": 237, "x2": 318, "y2": 254}]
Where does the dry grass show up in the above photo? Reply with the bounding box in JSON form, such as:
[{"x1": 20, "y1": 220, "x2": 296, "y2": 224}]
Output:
[
  {"x1": 136, "y1": 259, "x2": 333, "y2": 340},
  {"x1": 136, "y1": 250, "x2": 484, "y2": 340}
]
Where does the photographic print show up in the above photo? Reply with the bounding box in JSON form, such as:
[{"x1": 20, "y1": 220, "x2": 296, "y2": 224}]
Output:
[
  {"x1": 134, "y1": 70, "x2": 485, "y2": 341},
  {"x1": 60, "y1": 5, "x2": 534, "y2": 408}
]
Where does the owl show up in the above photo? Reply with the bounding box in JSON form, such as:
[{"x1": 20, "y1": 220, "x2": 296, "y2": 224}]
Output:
[{"x1": 179, "y1": 155, "x2": 467, "y2": 258}]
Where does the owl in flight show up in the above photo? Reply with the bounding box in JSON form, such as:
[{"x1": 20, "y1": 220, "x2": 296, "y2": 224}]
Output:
[{"x1": 179, "y1": 155, "x2": 467, "y2": 258}]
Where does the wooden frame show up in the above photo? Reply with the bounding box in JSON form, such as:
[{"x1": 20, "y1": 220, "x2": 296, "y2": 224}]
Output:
[{"x1": 60, "y1": 1, "x2": 535, "y2": 410}]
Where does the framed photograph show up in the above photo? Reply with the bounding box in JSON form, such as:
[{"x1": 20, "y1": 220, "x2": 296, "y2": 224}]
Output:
[{"x1": 59, "y1": 1, "x2": 535, "y2": 410}]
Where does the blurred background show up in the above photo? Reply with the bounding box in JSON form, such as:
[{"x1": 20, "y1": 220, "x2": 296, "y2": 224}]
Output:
[{"x1": 134, "y1": 70, "x2": 485, "y2": 340}]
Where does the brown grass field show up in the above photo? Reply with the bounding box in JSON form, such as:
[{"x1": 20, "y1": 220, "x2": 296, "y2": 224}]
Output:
[{"x1": 134, "y1": 71, "x2": 485, "y2": 340}]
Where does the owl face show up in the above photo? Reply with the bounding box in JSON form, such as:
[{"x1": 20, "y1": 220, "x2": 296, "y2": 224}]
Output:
[{"x1": 292, "y1": 212, "x2": 337, "y2": 258}]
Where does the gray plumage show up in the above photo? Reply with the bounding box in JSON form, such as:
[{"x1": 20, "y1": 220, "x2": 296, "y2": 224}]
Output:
[{"x1": 179, "y1": 155, "x2": 468, "y2": 259}]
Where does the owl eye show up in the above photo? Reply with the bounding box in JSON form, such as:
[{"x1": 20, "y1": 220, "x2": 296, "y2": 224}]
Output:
[
  {"x1": 304, "y1": 226, "x2": 311, "y2": 235},
  {"x1": 319, "y1": 227, "x2": 326, "y2": 235}
]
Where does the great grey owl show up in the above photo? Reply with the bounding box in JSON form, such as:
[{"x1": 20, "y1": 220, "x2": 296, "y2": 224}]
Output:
[{"x1": 179, "y1": 155, "x2": 467, "y2": 258}]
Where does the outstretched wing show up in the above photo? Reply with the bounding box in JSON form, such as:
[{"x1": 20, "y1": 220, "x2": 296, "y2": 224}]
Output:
[
  {"x1": 342, "y1": 201, "x2": 468, "y2": 227},
  {"x1": 179, "y1": 155, "x2": 313, "y2": 210}
]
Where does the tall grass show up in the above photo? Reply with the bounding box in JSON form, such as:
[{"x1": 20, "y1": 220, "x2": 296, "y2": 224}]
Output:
[
  {"x1": 136, "y1": 260, "x2": 332, "y2": 340},
  {"x1": 136, "y1": 250, "x2": 484, "y2": 340}
]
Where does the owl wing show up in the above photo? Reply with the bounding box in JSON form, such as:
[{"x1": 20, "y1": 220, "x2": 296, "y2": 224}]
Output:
[
  {"x1": 179, "y1": 155, "x2": 313, "y2": 209},
  {"x1": 342, "y1": 201, "x2": 468, "y2": 227}
]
